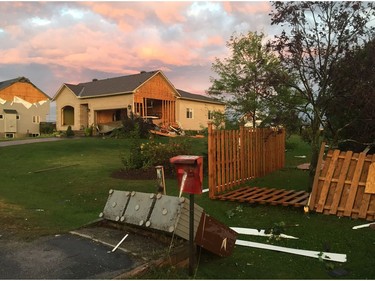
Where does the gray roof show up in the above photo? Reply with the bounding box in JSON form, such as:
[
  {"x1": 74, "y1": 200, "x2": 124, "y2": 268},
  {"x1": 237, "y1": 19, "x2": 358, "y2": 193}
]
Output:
[
  {"x1": 177, "y1": 89, "x2": 224, "y2": 105},
  {"x1": 65, "y1": 70, "x2": 159, "y2": 98},
  {"x1": 0, "y1": 77, "x2": 32, "y2": 91},
  {"x1": 63, "y1": 70, "x2": 224, "y2": 105}
]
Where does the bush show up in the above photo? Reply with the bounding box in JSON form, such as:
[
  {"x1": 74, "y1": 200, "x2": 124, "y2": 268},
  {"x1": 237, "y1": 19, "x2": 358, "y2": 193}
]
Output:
[
  {"x1": 122, "y1": 135, "x2": 192, "y2": 175},
  {"x1": 39, "y1": 122, "x2": 56, "y2": 134},
  {"x1": 121, "y1": 113, "x2": 155, "y2": 138},
  {"x1": 66, "y1": 125, "x2": 75, "y2": 137},
  {"x1": 140, "y1": 138, "x2": 191, "y2": 175},
  {"x1": 121, "y1": 123, "x2": 144, "y2": 170},
  {"x1": 84, "y1": 126, "x2": 93, "y2": 137}
]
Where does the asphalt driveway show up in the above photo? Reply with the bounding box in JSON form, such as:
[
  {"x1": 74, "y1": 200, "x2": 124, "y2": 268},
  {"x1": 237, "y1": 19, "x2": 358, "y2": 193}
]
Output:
[{"x1": 0, "y1": 233, "x2": 136, "y2": 279}]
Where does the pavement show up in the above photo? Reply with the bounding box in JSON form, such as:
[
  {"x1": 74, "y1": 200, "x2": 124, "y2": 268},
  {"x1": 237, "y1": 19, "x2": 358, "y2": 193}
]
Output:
[
  {"x1": 0, "y1": 233, "x2": 136, "y2": 279},
  {"x1": 0, "y1": 221, "x2": 184, "y2": 279},
  {"x1": 0, "y1": 137, "x2": 65, "y2": 147}
]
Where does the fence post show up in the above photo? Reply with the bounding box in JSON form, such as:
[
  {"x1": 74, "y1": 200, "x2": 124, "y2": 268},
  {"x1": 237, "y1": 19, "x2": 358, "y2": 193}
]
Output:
[
  {"x1": 240, "y1": 125, "x2": 245, "y2": 184},
  {"x1": 208, "y1": 122, "x2": 215, "y2": 198}
]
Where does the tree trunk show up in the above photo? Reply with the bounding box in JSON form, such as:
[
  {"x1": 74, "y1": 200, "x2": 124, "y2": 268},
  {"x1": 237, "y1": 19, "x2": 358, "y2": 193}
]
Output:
[{"x1": 308, "y1": 118, "x2": 322, "y2": 192}]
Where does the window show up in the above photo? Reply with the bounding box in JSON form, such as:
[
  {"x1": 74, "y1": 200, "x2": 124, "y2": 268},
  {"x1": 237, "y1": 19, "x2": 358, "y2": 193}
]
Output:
[
  {"x1": 62, "y1": 106, "x2": 74, "y2": 126},
  {"x1": 16, "y1": 115, "x2": 20, "y2": 120},
  {"x1": 0, "y1": 114, "x2": 3, "y2": 119},
  {"x1": 32, "y1": 115, "x2": 40, "y2": 124},
  {"x1": 186, "y1": 108, "x2": 193, "y2": 119},
  {"x1": 208, "y1": 110, "x2": 214, "y2": 120}
]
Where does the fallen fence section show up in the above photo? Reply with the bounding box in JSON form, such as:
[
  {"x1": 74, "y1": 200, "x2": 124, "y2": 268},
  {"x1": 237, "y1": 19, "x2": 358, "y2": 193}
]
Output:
[
  {"x1": 208, "y1": 123, "x2": 285, "y2": 199},
  {"x1": 216, "y1": 186, "x2": 310, "y2": 208},
  {"x1": 309, "y1": 143, "x2": 375, "y2": 221}
]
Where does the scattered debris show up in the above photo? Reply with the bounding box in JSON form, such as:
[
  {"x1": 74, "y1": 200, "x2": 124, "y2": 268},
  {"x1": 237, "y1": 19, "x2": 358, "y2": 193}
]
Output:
[
  {"x1": 235, "y1": 239, "x2": 347, "y2": 262},
  {"x1": 230, "y1": 227, "x2": 298, "y2": 240},
  {"x1": 35, "y1": 209, "x2": 44, "y2": 212},
  {"x1": 328, "y1": 267, "x2": 349, "y2": 277},
  {"x1": 294, "y1": 155, "x2": 307, "y2": 158},
  {"x1": 352, "y1": 222, "x2": 375, "y2": 230},
  {"x1": 96, "y1": 120, "x2": 123, "y2": 134},
  {"x1": 108, "y1": 234, "x2": 129, "y2": 253},
  {"x1": 33, "y1": 164, "x2": 80, "y2": 173},
  {"x1": 202, "y1": 188, "x2": 209, "y2": 193},
  {"x1": 297, "y1": 163, "x2": 310, "y2": 170}
]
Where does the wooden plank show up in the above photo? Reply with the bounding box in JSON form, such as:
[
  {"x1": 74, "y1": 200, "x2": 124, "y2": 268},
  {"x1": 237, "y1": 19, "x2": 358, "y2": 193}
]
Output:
[
  {"x1": 256, "y1": 189, "x2": 286, "y2": 203},
  {"x1": 316, "y1": 149, "x2": 340, "y2": 212},
  {"x1": 271, "y1": 190, "x2": 307, "y2": 204},
  {"x1": 308, "y1": 142, "x2": 326, "y2": 210},
  {"x1": 359, "y1": 155, "x2": 375, "y2": 218},
  {"x1": 285, "y1": 193, "x2": 310, "y2": 207},
  {"x1": 225, "y1": 130, "x2": 230, "y2": 190},
  {"x1": 208, "y1": 123, "x2": 215, "y2": 198},
  {"x1": 329, "y1": 151, "x2": 353, "y2": 214},
  {"x1": 365, "y1": 162, "x2": 375, "y2": 194},
  {"x1": 343, "y1": 152, "x2": 366, "y2": 217},
  {"x1": 267, "y1": 190, "x2": 296, "y2": 204},
  {"x1": 220, "y1": 130, "x2": 226, "y2": 193}
]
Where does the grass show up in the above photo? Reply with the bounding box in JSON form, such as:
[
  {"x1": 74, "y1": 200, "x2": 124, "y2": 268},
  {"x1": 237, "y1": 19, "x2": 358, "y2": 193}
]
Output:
[{"x1": 0, "y1": 135, "x2": 374, "y2": 279}]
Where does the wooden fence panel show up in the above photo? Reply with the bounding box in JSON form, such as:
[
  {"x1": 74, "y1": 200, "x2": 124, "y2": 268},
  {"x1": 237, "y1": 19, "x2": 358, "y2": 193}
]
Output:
[
  {"x1": 208, "y1": 123, "x2": 285, "y2": 198},
  {"x1": 309, "y1": 143, "x2": 375, "y2": 221}
]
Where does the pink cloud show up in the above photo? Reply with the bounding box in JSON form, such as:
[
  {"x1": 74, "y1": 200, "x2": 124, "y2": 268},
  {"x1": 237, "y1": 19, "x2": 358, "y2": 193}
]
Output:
[{"x1": 223, "y1": 2, "x2": 271, "y2": 14}]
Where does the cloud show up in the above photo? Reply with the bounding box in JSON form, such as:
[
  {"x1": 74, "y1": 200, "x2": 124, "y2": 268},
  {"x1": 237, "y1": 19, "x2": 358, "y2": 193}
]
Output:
[{"x1": 0, "y1": 1, "x2": 276, "y2": 98}]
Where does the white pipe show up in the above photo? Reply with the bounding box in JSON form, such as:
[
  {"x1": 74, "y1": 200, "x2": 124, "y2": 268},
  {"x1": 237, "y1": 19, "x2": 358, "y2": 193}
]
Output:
[
  {"x1": 110, "y1": 234, "x2": 129, "y2": 253},
  {"x1": 231, "y1": 227, "x2": 298, "y2": 239},
  {"x1": 235, "y1": 239, "x2": 346, "y2": 262}
]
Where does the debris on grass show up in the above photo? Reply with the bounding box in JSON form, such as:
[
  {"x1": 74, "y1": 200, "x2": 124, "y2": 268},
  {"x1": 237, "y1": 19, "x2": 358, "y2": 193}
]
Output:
[
  {"x1": 352, "y1": 222, "x2": 375, "y2": 229},
  {"x1": 32, "y1": 164, "x2": 80, "y2": 173},
  {"x1": 235, "y1": 239, "x2": 347, "y2": 262},
  {"x1": 230, "y1": 227, "x2": 298, "y2": 240}
]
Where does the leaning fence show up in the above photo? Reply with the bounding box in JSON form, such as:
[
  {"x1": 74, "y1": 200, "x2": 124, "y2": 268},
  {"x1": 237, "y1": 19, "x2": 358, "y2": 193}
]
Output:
[{"x1": 208, "y1": 123, "x2": 285, "y2": 199}]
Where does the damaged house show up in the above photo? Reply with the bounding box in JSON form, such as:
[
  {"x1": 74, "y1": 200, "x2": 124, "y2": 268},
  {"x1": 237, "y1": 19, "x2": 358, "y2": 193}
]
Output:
[
  {"x1": 0, "y1": 77, "x2": 51, "y2": 138},
  {"x1": 52, "y1": 70, "x2": 225, "y2": 133}
]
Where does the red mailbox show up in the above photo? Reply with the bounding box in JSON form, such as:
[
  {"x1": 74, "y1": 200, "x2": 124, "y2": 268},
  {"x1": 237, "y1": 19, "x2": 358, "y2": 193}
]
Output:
[{"x1": 170, "y1": 155, "x2": 203, "y2": 194}]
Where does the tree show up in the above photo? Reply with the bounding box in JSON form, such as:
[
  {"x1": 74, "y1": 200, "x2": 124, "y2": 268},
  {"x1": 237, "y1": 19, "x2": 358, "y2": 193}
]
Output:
[
  {"x1": 269, "y1": 1, "x2": 375, "y2": 189},
  {"x1": 208, "y1": 31, "x2": 287, "y2": 128},
  {"x1": 326, "y1": 38, "x2": 375, "y2": 152}
]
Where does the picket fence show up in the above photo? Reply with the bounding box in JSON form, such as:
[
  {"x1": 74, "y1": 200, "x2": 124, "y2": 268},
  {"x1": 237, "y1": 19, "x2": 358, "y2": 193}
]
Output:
[{"x1": 207, "y1": 123, "x2": 285, "y2": 199}]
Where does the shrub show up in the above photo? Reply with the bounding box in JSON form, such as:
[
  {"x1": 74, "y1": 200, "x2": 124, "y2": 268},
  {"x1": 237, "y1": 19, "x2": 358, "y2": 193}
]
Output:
[
  {"x1": 121, "y1": 123, "x2": 144, "y2": 170},
  {"x1": 84, "y1": 126, "x2": 93, "y2": 137},
  {"x1": 66, "y1": 125, "x2": 75, "y2": 137},
  {"x1": 140, "y1": 138, "x2": 191, "y2": 175},
  {"x1": 39, "y1": 122, "x2": 56, "y2": 134},
  {"x1": 122, "y1": 136, "x2": 192, "y2": 175},
  {"x1": 121, "y1": 113, "x2": 155, "y2": 138}
]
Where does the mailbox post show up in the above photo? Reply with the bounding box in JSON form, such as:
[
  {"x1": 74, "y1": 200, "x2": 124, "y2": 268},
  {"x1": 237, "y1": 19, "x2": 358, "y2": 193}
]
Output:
[{"x1": 170, "y1": 155, "x2": 203, "y2": 276}]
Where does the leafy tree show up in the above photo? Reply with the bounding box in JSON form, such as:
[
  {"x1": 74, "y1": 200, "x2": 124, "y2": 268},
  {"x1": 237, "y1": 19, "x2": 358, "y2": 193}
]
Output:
[
  {"x1": 269, "y1": 1, "x2": 375, "y2": 189},
  {"x1": 208, "y1": 31, "x2": 288, "y2": 128},
  {"x1": 326, "y1": 38, "x2": 375, "y2": 152}
]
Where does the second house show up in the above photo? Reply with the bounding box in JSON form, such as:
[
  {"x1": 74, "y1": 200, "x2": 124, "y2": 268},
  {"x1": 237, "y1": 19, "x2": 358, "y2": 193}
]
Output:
[{"x1": 52, "y1": 70, "x2": 224, "y2": 133}]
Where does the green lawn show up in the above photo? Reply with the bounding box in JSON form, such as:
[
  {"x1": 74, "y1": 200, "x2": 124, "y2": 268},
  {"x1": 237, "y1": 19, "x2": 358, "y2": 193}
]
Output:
[{"x1": 0, "y1": 135, "x2": 374, "y2": 279}]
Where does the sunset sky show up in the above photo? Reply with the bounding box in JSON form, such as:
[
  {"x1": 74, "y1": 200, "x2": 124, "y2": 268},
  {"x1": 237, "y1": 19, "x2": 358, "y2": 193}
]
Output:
[{"x1": 0, "y1": 1, "x2": 280, "y2": 100}]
